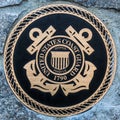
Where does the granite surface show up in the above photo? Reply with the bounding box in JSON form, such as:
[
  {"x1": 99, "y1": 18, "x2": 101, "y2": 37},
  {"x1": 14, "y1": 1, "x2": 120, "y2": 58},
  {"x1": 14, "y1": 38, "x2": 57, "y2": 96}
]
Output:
[
  {"x1": 74, "y1": 0, "x2": 120, "y2": 10},
  {"x1": 0, "y1": 0, "x2": 120, "y2": 120}
]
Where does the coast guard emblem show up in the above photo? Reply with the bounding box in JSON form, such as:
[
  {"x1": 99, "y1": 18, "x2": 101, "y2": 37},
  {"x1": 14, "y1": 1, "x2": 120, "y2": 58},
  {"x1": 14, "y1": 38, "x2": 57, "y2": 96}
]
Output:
[{"x1": 4, "y1": 4, "x2": 116, "y2": 116}]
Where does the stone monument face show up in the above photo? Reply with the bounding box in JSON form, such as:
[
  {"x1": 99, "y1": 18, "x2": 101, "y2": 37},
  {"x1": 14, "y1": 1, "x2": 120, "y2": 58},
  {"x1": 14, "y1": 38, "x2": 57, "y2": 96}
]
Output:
[{"x1": 4, "y1": 4, "x2": 116, "y2": 117}]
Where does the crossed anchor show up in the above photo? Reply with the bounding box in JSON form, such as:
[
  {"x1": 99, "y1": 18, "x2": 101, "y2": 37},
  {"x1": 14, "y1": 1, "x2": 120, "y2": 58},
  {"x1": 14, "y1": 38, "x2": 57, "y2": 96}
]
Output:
[
  {"x1": 24, "y1": 26, "x2": 96, "y2": 96},
  {"x1": 27, "y1": 25, "x2": 94, "y2": 55}
]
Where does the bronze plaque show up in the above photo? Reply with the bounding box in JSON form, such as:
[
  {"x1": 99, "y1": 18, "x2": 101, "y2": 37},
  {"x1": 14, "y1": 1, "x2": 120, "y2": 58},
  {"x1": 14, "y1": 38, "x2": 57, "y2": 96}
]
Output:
[{"x1": 4, "y1": 4, "x2": 116, "y2": 116}]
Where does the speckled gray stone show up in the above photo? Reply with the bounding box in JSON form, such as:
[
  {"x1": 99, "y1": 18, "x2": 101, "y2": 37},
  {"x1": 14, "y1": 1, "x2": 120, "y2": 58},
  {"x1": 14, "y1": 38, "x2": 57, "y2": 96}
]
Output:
[
  {"x1": 0, "y1": 0, "x2": 23, "y2": 8},
  {"x1": 74, "y1": 0, "x2": 120, "y2": 10},
  {"x1": 0, "y1": 0, "x2": 120, "y2": 120},
  {"x1": 0, "y1": 13, "x2": 19, "y2": 54}
]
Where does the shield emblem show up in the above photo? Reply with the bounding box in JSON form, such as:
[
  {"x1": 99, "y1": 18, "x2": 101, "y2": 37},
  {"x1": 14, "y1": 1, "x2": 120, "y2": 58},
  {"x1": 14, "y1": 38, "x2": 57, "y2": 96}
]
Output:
[{"x1": 51, "y1": 51, "x2": 70, "y2": 70}]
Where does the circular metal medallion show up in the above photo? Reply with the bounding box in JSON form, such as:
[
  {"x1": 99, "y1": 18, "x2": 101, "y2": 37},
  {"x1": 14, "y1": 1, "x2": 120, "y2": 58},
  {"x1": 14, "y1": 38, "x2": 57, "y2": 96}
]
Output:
[{"x1": 4, "y1": 4, "x2": 116, "y2": 116}]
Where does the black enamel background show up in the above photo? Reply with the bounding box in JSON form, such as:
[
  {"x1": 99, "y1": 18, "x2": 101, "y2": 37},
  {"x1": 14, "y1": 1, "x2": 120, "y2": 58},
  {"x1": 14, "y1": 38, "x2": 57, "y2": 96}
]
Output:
[{"x1": 13, "y1": 13, "x2": 107, "y2": 107}]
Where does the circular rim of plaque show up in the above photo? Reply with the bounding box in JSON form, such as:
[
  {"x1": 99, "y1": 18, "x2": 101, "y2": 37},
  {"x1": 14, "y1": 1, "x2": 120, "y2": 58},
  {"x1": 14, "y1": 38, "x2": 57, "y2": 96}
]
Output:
[{"x1": 4, "y1": 4, "x2": 116, "y2": 117}]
